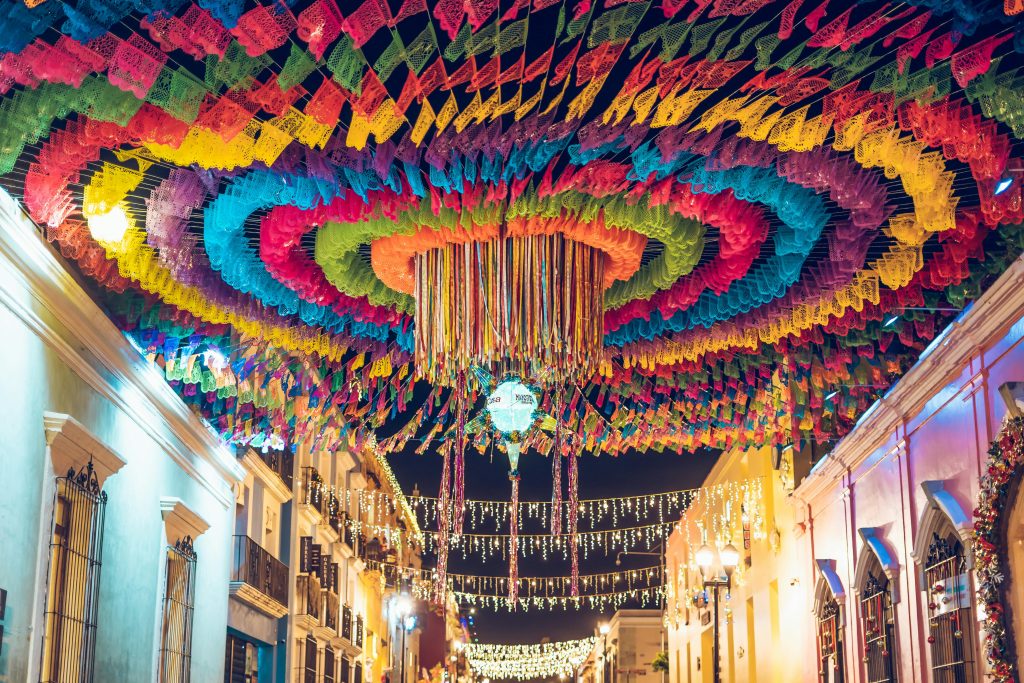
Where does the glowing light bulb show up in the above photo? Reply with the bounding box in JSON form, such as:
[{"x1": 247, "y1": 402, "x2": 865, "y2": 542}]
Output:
[
  {"x1": 87, "y1": 205, "x2": 130, "y2": 243},
  {"x1": 995, "y1": 177, "x2": 1014, "y2": 195}
]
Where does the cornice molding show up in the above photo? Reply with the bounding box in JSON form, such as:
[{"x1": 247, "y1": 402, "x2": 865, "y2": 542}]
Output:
[
  {"x1": 795, "y1": 254, "x2": 1024, "y2": 501},
  {"x1": 160, "y1": 496, "x2": 211, "y2": 544},
  {"x1": 0, "y1": 190, "x2": 243, "y2": 507},
  {"x1": 229, "y1": 582, "x2": 289, "y2": 619},
  {"x1": 241, "y1": 448, "x2": 293, "y2": 503},
  {"x1": 43, "y1": 411, "x2": 127, "y2": 487}
]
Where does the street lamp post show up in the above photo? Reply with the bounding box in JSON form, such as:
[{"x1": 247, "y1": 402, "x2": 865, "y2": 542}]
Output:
[
  {"x1": 598, "y1": 622, "x2": 611, "y2": 683},
  {"x1": 695, "y1": 543, "x2": 739, "y2": 683},
  {"x1": 394, "y1": 594, "x2": 414, "y2": 683}
]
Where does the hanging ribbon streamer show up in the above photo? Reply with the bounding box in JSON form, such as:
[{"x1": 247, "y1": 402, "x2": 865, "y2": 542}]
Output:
[
  {"x1": 551, "y1": 397, "x2": 563, "y2": 536},
  {"x1": 453, "y1": 377, "x2": 467, "y2": 536},
  {"x1": 509, "y1": 474, "x2": 520, "y2": 603},
  {"x1": 568, "y1": 440, "x2": 580, "y2": 597},
  {"x1": 435, "y1": 440, "x2": 453, "y2": 603}
]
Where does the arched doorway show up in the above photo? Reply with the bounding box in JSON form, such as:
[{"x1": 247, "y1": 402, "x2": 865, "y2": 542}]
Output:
[
  {"x1": 814, "y1": 561, "x2": 846, "y2": 683},
  {"x1": 923, "y1": 527, "x2": 976, "y2": 682},
  {"x1": 853, "y1": 527, "x2": 901, "y2": 682},
  {"x1": 912, "y1": 480, "x2": 979, "y2": 682},
  {"x1": 856, "y1": 554, "x2": 897, "y2": 682}
]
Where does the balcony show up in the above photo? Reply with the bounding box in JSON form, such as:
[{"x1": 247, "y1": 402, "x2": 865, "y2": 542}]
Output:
[
  {"x1": 296, "y1": 574, "x2": 321, "y2": 631},
  {"x1": 329, "y1": 514, "x2": 359, "y2": 553},
  {"x1": 237, "y1": 446, "x2": 294, "y2": 491},
  {"x1": 301, "y1": 467, "x2": 330, "y2": 518},
  {"x1": 229, "y1": 535, "x2": 289, "y2": 618},
  {"x1": 322, "y1": 590, "x2": 340, "y2": 632},
  {"x1": 256, "y1": 447, "x2": 294, "y2": 489}
]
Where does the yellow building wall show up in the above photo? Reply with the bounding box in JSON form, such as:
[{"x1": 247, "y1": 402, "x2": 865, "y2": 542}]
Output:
[{"x1": 665, "y1": 445, "x2": 815, "y2": 683}]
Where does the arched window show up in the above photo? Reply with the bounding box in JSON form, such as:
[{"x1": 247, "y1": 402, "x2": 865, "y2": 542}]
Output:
[
  {"x1": 817, "y1": 596, "x2": 845, "y2": 683},
  {"x1": 924, "y1": 529, "x2": 976, "y2": 682},
  {"x1": 859, "y1": 564, "x2": 896, "y2": 682}
]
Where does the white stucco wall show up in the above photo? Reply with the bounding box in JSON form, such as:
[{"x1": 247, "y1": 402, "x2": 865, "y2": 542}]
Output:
[{"x1": 0, "y1": 190, "x2": 242, "y2": 682}]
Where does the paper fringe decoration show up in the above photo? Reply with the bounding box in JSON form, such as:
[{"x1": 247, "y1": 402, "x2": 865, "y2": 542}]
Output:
[{"x1": 414, "y1": 233, "x2": 606, "y2": 387}]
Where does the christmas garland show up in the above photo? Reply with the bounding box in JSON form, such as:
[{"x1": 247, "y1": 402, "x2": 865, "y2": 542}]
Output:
[{"x1": 974, "y1": 415, "x2": 1024, "y2": 681}]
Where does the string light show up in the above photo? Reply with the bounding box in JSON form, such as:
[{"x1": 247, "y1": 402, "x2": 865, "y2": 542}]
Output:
[
  {"x1": 446, "y1": 586, "x2": 665, "y2": 612},
  {"x1": 340, "y1": 479, "x2": 766, "y2": 533},
  {"x1": 463, "y1": 638, "x2": 596, "y2": 679},
  {"x1": 341, "y1": 479, "x2": 766, "y2": 564},
  {"x1": 369, "y1": 444, "x2": 424, "y2": 545},
  {"x1": 362, "y1": 558, "x2": 663, "y2": 598}
]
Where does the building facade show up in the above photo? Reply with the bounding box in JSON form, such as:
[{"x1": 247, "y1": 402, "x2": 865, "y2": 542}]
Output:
[
  {"x1": 0, "y1": 181, "x2": 439, "y2": 681},
  {"x1": 665, "y1": 254, "x2": 1024, "y2": 682},
  {"x1": 581, "y1": 610, "x2": 666, "y2": 683},
  {"x1": 0, "y1": 175, "x2": 244, "y2": 681}
]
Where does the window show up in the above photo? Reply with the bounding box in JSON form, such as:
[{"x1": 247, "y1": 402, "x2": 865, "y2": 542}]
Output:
[
  {"x1": 325, "y1": 646, "x2": 336, "y2": 683},
  {"x1": 816, "y1": 597, "x2": 845, "y2": 683},
  {"x1": 303, "y1": 635, "x2": 318, "y2": 683},
  {"x1": 925, "y1": 532, "x2": 975, "y2": 682},
  {"x1": 341, "y1": 657, "x2": 351, "y2": 683},
  {"x1": 40, "y1": 462, "x2": 107, "y2": 683},
  {"x1": 859, "y1": 570, "x2": 896, "y2": 682},
  {"x1": 159, "y1": 537, "x2": 197, "y2": 683},
  {"x1": 354, "y1": 661, "x2": 363, "y2": 683}
]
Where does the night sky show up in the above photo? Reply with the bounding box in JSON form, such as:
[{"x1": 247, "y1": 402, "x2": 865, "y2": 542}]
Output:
[{"x1": 386, "y1": 433, "x2": 719, "y2": 643}]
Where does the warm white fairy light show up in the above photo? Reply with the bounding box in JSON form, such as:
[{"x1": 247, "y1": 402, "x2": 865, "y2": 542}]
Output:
[
  {"x1": 464, "y1": 638, "x2": 596, "y2": 679},
  {"x1": 451, "y1": 586, "x2": 665, "y2": 612},
  {"x1": 368, "y1": 443, "x2": 424, "y2": 545},
  {"x1": 339, "y1": 479, "x2": 766, "y2": 551},
  {"x1": 362, "y1": 558, "x2": 662, "y2": 597}
]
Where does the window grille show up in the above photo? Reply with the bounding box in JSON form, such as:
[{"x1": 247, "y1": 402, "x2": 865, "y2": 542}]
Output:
[
  {"x1": 859, "y1": 571, "x2": 896, "y2": 683},
  {"x1": 925, "y1": 533, "x2": 975, "y2": 682},
  {"x1": 303, "y1": 635, "x2": 317, "y2": 683},
  {"x1": 40, "y1": 462, "x2": 107, "y2": 683},
  {"x1": 324, "y1": 646, "x2": 336, "y2": 683},
  {"x1": 816, "y1": 598, "x2": 845, "y2": 683},
  {"x1": 159, "y1": 537, "x2": 197, "y2": 683},
  {"x1": 356, "y1": 615, "x2": 364, "y2": 648}
]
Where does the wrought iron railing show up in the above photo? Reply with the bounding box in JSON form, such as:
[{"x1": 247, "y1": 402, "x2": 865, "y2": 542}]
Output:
[
  {"x1": 301, "y1": 467, "x2": 328, "y2": 517},
  {"x1": 296, "y1": 574, "x2": 321, "y2": 621},
  {"x1": 860, "y1": 572, "x2": 895, "y2": 683},
  {"x1": 925, "y1": 533, "x2": 974, "y2": 682},
  {"x1": 254, "y1": 447, "x2": 294, "y2": 489},
  {"x1": 40, "y1": 462, "x2": 107, "y2": 683},
  {"x1": 231, "y1": 535, "x2": 289, "y2": 606},
  {"x1": 323, "y1": 589, "x2": 339, "y2": 632},
  {"x1": 817, "y1": 599, "x2": 845, "y2": 683},
  {"x1": 159, "y1": 537, "x2": 197, "y2": 683}
]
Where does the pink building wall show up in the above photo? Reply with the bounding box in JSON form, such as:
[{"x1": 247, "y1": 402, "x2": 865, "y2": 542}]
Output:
[{"x1": 666, "y1": 258, "x2": 1024, "y2": 682}]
